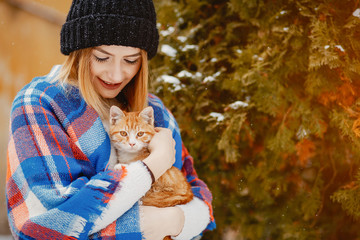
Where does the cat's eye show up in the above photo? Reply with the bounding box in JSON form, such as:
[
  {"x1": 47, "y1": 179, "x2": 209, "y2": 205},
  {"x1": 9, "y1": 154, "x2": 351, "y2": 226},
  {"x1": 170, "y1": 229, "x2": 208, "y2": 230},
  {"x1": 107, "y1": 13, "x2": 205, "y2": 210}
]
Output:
[
  {"x1": 120, "y1": 131, "x2": 127, "y2": 137},
  {"x1": 137, "y1": 132, "x2": 144, "y2": 137}
]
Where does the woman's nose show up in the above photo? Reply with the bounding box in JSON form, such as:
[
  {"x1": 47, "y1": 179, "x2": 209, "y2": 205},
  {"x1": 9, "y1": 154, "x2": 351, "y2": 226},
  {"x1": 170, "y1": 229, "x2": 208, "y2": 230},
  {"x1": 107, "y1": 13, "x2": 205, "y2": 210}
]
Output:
[{"x1": 108, "y1": 64, "x2": 123, "y2": 83}]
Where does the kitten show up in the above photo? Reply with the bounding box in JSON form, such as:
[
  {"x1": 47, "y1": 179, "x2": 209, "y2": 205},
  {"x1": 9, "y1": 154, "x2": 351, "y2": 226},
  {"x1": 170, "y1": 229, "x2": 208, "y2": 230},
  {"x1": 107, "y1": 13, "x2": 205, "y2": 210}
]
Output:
[{"x1": 109, "y1": 105, "x2": 193, "y2": 209}]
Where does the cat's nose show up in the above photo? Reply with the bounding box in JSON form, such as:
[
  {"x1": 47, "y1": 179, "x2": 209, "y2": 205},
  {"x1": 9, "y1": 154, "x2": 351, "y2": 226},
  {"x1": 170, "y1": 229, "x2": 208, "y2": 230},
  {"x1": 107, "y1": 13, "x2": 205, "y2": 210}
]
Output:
[{"x1": 129, "y1": 143, "x2": 135, "y2": 147}]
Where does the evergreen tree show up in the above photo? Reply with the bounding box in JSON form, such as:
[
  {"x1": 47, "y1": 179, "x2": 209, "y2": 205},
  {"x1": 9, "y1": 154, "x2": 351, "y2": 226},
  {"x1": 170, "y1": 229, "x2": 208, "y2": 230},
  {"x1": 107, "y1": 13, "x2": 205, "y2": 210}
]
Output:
[{"x1": 151, "y1": 0, "x2": 360, "y2": 239}]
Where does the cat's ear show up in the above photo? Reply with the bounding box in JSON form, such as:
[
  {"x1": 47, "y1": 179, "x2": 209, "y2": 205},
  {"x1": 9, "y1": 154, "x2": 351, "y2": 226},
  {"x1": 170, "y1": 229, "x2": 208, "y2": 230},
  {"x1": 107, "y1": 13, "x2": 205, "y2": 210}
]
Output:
[
  {"x1": 110, "y1": 106, "x2": 125, "y2": 125},
  {"x1": 139, "y1": 106, "x2": 154, "y2": 126}
]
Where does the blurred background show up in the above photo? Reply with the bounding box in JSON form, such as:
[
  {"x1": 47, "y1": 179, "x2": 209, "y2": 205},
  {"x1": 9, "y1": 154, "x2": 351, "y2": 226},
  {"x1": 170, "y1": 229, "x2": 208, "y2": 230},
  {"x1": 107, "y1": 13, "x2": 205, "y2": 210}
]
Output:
[{"x1": 3, "y1": 0, "x2": 360, "y2": 239}]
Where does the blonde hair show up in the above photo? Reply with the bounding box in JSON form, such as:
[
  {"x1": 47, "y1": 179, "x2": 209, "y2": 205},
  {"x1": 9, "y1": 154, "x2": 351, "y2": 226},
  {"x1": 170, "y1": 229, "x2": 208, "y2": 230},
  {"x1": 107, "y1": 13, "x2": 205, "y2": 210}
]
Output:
[{"x1": 56, "y1": 47, "x2": 149, "y2": 119}]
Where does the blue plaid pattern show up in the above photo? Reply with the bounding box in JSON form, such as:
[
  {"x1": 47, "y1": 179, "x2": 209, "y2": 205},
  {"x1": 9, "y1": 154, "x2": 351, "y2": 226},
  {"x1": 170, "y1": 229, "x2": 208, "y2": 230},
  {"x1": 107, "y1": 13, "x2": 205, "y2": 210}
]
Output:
[{"x1": 6, "y1": 65, "x2": 215, "y2": 239}]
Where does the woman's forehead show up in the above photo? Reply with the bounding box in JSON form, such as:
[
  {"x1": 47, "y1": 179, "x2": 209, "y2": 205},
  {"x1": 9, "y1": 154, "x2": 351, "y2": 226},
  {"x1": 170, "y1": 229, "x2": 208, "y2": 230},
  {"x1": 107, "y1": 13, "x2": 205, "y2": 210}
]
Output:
[{"x1": 94, "y1": 45, "x2": 141, "y2": 57}]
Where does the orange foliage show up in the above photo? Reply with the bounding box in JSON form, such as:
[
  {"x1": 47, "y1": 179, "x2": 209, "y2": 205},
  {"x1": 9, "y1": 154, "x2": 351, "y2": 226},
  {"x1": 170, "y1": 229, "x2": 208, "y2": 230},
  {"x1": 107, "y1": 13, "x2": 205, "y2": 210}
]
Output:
[
  {"x1": 340, "y1": 181, "x2": 358, "y2": 190},
  {"x1": 295, "y1": 139, "x2": 316, "y2": 167},
  {"x1": 318, "y1": 82, "x2": 358, "y2": 108},
  {"x1": 319, "y1": 13, "x2": 327, "y2": 21},
  {"x1": 352, "y1": 118, "x2": 360, "y2": 137},
  {"x1": 335, "y1": 82, "x2": 356, "y2": 106},
  {"x1": 316, "y1": 119, "x2": 328, "y2": 139},
  {"x1": 318, "y1": 67, "x2": 360, "y2": 109}
]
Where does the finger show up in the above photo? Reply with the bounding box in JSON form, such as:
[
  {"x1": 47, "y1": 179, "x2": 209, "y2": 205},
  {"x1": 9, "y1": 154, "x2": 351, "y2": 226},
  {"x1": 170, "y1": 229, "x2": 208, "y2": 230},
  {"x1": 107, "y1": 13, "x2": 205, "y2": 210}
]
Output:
[
  {"x1": 154, "y1": 127, "x2": 162, "y2": 132},
  {"x1": 154, "y1": 127, "x2": 168, "y2": 132}
]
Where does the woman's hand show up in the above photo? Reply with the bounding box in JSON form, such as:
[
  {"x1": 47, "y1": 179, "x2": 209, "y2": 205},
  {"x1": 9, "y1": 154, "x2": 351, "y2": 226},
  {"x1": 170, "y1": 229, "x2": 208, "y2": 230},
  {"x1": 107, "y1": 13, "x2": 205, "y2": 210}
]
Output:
[
  {"x1": 140, "y1": 206, "x2": 185, "y2": 240},
  {"x1": 143, "y1": 127, "x2": 176, "y2": 180}
]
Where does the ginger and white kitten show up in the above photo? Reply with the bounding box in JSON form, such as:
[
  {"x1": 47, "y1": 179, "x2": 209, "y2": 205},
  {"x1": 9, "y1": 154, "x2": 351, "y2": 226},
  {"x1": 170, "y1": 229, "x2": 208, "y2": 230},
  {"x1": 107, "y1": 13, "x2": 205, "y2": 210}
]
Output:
[
  {"x1": 109, "y1": 105, "x2": 193, "y2": 209},
  {"x1": 109, "y1": 106, "x2": 155, "y2": 167}
]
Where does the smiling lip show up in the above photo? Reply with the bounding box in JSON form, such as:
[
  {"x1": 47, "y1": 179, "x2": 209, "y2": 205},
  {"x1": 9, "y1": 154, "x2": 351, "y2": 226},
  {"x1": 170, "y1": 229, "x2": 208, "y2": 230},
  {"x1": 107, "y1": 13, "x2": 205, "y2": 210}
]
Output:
[{"x1": 98, "y1": 77, "x2": 121, "y2": 90}]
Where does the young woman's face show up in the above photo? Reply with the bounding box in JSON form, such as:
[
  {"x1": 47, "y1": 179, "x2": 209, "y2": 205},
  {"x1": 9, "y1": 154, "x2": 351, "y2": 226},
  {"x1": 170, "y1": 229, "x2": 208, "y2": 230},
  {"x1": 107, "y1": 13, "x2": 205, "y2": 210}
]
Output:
[{"x1": 90, "y1": 45, "x2": 142, "y2": 99}]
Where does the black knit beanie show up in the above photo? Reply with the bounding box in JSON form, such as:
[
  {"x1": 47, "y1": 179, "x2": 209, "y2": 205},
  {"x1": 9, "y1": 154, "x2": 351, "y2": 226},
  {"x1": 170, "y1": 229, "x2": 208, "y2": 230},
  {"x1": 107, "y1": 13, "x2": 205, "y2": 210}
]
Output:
[{"x1": 60, "y1": 0, "x2": 159, "y2": 59}]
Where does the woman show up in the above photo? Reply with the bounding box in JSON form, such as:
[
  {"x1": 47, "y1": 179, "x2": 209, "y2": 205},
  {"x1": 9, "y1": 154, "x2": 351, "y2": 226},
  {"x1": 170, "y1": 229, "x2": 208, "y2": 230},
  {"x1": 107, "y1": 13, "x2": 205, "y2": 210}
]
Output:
[{"x1": 6, "y1": 0, "x2": 215, "y2": 239}]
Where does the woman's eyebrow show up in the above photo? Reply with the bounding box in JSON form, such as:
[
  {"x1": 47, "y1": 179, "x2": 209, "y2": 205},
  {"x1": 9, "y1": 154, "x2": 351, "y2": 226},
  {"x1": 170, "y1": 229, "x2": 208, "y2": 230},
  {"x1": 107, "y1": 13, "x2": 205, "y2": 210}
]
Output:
[
  {"x1": 94, "y1": 47, "x2": 113, "y2": 56},
  {"x1": 124, "y1": 52, "x2": 141, "y2": 58}
]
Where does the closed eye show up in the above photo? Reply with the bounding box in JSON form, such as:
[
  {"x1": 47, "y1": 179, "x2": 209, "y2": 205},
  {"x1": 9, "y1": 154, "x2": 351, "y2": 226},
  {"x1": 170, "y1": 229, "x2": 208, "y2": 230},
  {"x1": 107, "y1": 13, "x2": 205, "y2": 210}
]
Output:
[
  {"x1": 125, "y1": 58, "x2": 140, "y2": 65},
  {"x1": 94, "y1": 55, "x2": 109, "y2": 63}
]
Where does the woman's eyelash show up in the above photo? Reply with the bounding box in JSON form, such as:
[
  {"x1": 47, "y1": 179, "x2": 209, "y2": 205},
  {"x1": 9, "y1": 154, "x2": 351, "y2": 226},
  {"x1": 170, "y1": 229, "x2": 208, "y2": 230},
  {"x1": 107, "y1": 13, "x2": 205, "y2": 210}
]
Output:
[
  {"x1": 125, "y1": 59, "x2": 139, "y2": 64},
  {"x1": 94, "y1": 55, "x2": 108, "y2": 62},
  {"x1": 93, "y1": 55, "x2": 139, "y2": 64}
]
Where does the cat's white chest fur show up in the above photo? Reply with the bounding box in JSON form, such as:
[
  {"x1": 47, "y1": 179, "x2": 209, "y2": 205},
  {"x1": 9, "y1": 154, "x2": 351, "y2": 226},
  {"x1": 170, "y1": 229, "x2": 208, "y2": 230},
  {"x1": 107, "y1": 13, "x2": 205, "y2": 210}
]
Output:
[{"x1": 115, "y1": 151, "x2": 139, "y2": 164}]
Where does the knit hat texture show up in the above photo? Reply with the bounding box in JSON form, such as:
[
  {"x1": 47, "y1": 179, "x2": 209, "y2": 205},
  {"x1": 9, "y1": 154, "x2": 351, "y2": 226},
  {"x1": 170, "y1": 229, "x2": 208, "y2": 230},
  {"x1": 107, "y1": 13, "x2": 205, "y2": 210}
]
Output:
[{"x1": 60, "y1": 0, "x2": 159, "y2": 59}]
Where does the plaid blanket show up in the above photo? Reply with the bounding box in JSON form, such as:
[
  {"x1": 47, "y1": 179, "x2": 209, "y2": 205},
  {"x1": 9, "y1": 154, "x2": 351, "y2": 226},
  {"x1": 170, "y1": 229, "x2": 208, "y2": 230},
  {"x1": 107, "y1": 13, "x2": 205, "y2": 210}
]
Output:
[{"x1": 6, "y1": 65, "x2": 215, "y2": 239}]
